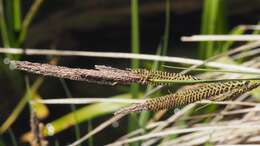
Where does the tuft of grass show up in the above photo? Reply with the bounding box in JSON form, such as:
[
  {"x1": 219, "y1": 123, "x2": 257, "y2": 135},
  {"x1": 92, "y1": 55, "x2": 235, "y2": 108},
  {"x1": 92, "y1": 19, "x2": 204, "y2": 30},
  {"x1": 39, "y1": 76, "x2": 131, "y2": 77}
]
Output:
[{"x1": 0, "y1": 0, "x2": 45, "y2": 135}]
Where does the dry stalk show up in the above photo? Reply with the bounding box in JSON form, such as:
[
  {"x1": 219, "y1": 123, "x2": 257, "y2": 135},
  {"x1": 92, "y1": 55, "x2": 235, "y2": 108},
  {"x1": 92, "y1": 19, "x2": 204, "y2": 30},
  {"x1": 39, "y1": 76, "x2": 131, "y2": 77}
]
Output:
[
  {"x1": 2, "y1": 47, "x2": 260, "y2": 73},
  {"x1": 68, "y1": 113, "x2": 127, "y2": 146},
  {"x1": 30, "y1": 110, "x2": 48, "y2": 146},
  {"x1": 10, "y1": 61, "x2": 142, "y2": 85},
  {"x1": 181, "y1": 35, "x2": 260, "y2": 42},
  {"x1": 9, "y1": 60, "x2": 197, "y2": 86},
  {"x1": 107, "y1": 121, "x2": 260, "y2": 146}
]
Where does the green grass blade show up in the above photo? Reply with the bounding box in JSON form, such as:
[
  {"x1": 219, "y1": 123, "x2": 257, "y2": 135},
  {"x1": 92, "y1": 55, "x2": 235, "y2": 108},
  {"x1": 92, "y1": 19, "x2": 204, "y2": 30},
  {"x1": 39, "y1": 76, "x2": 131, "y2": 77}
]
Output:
[
  {"x1": 130, "y1": 0, "x2": 140, "y2": 59},
  {"x1": 199, "y1": 0, "x2": 210, "y2": 58},
  {"x1": 163, "y1": 65, "x2": 260, "y2": 75},
  {"x1": 43, "y1": 93, "x2": 139, "y2": 136},
  {"x1": 60, "y1": 79, "x2": 81, "y2": 146},
  {"x1": 0, "y1": 0, "x2": 10, "y2": 47},
  {"x1": 162, "y1": 0, "x2": 170, "y2": 56},
  {"x1": 18, "y1": 0, "x2": 44, "y2": 45},
  {"x1": 206, "y1": 0, "x2": 218, "y2": 57},
  {"x1": 215, "y1": 0, "x2": 227, "y2": 50},
  {"x1": 2, "y1": 0, "x2": 17, "y2": 49},
  {"x1": 200, "y1": 0, "x2": 227, "y2": 58},
  {"x1": 13, "y1": 0, "x2": 21, "y2": 31},
  {"x1": 1, "y1": 0, "x2": 18, "y2": 58},
  {"x1": 87, "y1": 121, "x2": 94, "y2": 146},
  {"x1": 0, "y1": 78, "x2": 43, "y2": 133},
  {"x1": 129, "y1": 0, "x2": 140, "y2": 140},
  {"x1": 7, "y1": 129, "x2": 17, "y2": 146},
  {"x1": 151, "y1": 78, "x2": 260, "y2": 85}
]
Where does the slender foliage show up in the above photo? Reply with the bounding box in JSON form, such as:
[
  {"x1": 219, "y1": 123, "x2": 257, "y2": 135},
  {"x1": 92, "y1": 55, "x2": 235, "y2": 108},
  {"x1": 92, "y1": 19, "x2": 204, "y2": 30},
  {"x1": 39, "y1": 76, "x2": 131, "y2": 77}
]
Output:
[
  {"x1": 200, "y1": 0, "x2": 227, "y2": 58},
  {"x1": 129, "y1": 0, "x2": 141, "y2": 140}
]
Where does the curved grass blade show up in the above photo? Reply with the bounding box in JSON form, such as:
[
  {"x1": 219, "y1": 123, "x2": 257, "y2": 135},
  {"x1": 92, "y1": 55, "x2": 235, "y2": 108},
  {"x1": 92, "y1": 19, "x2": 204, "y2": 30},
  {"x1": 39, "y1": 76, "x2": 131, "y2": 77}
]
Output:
[
  {"x1": 18, "y1": 0, "x2": 44, "y2": 45},
  {"x1": 43, "y1": 93, "x2": 142, "y2": 136},
  {"x1": 163, "y1": 65, "x2": 260, "y2": 75},
  {"x1": 150, "y1": 78, "x2": 260, "y2": 85}
]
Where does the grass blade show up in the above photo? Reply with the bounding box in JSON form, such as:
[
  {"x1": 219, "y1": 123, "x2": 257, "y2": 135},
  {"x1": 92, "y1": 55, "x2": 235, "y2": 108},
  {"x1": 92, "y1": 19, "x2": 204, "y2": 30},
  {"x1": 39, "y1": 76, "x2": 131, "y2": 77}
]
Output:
[
  {"x1": 129, "y1": 0, "x2": 140, "y2": 141},
  {"x1": 0, "y1": 0, "x2": 10, "y2": 47},
  {"x1": 199, "y1": 0, "x2": 227, "y2": 58},
  {"x1": 163, "y1": 65, "x2": 260, "y2": 75},
  {"x1": 13, "y1": 0, "x2": 21, "y2": 31},
  {"x1": 8, "y1": 129, "x2": 17, "y2": 146},
  {"x1": 59, "y1": 79, "x2": 81, "y2": 146},
  {"x1": 0, "y1": 78, "x2": 44, "y2": 133},
  {"x1": 151, "y1": 78, "x2": 260, "y2": 85},
  {"x1": 18, "y1": 0, "x2": 44, "y2": 45},
  {"x1": 87, "y1": 121, "x2": 93, "y2": 146},
  {"x1": 43, "y1": 93, "x2": 139, "y2": 136}
]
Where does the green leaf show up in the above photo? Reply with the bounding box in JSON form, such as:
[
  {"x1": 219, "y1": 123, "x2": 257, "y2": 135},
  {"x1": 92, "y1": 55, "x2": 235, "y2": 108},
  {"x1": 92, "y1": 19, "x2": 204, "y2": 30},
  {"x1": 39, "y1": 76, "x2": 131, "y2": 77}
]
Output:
[{"x1": 43, "y1": 93, "x2": 141, "y2": 136}]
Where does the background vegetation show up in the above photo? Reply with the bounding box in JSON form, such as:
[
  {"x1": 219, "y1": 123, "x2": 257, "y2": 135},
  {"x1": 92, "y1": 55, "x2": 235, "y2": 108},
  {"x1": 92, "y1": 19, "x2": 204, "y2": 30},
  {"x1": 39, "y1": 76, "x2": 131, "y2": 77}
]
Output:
[{"x1": 0, "y1": 0, "x2": 260, "y2": 145}]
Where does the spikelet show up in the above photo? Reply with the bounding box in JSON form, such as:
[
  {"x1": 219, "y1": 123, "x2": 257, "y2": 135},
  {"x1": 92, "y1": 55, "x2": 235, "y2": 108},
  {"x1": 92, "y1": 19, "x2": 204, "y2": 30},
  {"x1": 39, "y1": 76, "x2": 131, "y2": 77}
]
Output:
[
  {"x1": 115, "y1": 81, "x2": 260, "y2": 115},
  {"x1": 130, "y1": 69, "x2": 198, "y2": 85},
  {"x1": 210, "y1": 81, "x2": 260, "y2": 101},
  {"x1": 145, "y1": 81, "x2": 255, "y2": 111}
]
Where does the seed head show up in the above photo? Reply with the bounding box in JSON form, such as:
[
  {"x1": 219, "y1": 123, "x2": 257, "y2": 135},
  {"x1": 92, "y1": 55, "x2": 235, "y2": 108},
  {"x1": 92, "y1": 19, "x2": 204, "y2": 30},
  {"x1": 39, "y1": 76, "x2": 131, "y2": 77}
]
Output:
[{"x1": 130, "y1": 69, "x2": 198, "y2": 85}]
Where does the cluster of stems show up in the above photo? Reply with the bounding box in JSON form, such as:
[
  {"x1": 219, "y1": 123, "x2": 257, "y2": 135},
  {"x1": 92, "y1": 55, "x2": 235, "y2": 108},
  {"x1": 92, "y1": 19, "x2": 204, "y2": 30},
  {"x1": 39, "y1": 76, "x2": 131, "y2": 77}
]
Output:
[{"x1": 9, "y1": 60, "x2": 260, "y2": 115}]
